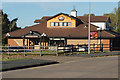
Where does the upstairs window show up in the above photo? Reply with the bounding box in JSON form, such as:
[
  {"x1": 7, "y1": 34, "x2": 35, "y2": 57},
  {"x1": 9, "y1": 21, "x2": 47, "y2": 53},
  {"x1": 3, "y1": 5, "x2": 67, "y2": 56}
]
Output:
[
  {"x1": 50, "y1": 22, "x2": 54, "y2": 26},
  {"x1": 63, "y1": 22, "x2": 67, "y2": 26},
  {"x1": 50, "y1": 22, "x2": 72, "y2": 27},
  {"x1": 55, "y1": 22, "x2": 59, "y2": 26},
  {"x1": 68, "y1": 22, "x2": 71, "y2": 26},
  {"x1": 59, "y1": 22, "x2": 63, "y2": 26}
]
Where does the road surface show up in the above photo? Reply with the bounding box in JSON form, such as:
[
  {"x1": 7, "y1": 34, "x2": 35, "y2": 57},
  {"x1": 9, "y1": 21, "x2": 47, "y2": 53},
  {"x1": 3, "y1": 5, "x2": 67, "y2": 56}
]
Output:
[{"x1": 2, "y1": 56, "x2": 118, "y2": 78}]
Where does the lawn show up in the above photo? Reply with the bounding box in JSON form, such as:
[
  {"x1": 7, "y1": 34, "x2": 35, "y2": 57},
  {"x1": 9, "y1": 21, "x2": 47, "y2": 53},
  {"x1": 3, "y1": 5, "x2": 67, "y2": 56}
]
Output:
[{"x1": 1, "y1": 57, "x2": 32, "y2": 61}]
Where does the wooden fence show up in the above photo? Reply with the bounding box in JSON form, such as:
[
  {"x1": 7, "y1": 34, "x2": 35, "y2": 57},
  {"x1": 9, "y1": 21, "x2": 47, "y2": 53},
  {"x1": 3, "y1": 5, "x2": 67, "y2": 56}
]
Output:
[{"x1": 0, "y1": 44, "x2": 112, "y2": 57}]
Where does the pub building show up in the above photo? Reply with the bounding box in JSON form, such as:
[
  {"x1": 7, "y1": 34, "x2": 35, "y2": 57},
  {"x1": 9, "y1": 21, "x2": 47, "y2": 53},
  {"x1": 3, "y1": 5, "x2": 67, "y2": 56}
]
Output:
[{"x1": 6, "y1": 8, "x2": 120, "y2": 51}]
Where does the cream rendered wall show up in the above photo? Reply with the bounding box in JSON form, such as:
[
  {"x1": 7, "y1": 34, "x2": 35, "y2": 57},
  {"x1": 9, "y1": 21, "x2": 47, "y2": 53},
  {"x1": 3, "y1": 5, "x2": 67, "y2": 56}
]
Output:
[
  {"x1": 67, "y1": 39, "x2": 101, "y2": 45},
  {"x1": 47, "y1": 14, "x2": 76, "y2": 28}
]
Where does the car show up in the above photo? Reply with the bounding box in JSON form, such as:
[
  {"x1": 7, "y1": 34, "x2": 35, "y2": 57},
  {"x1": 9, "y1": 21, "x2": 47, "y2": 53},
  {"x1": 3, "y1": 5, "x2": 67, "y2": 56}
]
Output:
[
  {"x1": 77, "y1": 45, "x2": 88, "y2": 52},
  {"x1": 78, "y1": 47, "x2": 85, "y2": 51},
  {"x1": 64, "y1": 46, "x2": 71, "y2": 52}
]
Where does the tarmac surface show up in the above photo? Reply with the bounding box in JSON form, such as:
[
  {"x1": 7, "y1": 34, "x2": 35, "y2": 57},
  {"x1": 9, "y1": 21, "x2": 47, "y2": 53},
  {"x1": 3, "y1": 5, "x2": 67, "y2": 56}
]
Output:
[{"x1": 2, "y1": 55, "x2": 118, "y2": 78}]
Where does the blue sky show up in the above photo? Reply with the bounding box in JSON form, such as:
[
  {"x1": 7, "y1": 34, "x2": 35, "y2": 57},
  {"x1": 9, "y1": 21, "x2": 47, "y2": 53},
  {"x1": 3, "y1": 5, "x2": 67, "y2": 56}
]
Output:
[{"x1": 2, "y1": 2, "x2": 118, "y2": 28}]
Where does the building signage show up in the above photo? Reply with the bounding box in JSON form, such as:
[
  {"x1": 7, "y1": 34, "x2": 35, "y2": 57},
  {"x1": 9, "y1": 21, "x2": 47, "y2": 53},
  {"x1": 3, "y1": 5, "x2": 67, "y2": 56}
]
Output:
[
  {"x1": 25, "y1": 36, "x2": 38, "y2": 38},
  {"x1": 50, "y1": 38, "x2": 65, "y2": 40},
  {"x1": 58, "y1": 16, "x2": 65, "y2": 21},
  {"x1": 90, "y1": 32, "x2": 98, "y2": 38}
]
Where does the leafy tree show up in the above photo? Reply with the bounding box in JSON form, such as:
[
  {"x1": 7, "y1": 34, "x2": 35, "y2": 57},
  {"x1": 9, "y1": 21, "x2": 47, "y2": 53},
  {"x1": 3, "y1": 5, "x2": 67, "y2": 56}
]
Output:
[
  {"x1": 10, "y1": 18, "x2": 21, "y2": 32},
  {"x1": 83, "y1": 14, "x2": 95, "y2": 16},
  {"x1": 2, "y1": 13, "x2": 10, "y2": 34},
  {"x1": 117, "y1": 2, "x2": 120, "y2": 32},
  {"x1": 1, "y1": 10, "x2": 21, "y2": 45},
  {"x1": 104, "y1": 8, "x2": 120, "y2": 32}
]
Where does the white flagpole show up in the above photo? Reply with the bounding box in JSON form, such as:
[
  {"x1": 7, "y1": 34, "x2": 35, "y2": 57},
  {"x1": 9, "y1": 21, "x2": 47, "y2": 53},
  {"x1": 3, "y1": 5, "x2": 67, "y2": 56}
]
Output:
[{"x1": 88, "y1": 0, "x2": 91, "y2": 54}]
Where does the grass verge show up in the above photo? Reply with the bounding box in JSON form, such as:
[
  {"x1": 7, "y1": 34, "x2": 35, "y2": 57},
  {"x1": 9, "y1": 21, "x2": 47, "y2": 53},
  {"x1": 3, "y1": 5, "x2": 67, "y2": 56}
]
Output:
[{"x1": 1, "y1": 57, "x2": 32, "y2": 61}]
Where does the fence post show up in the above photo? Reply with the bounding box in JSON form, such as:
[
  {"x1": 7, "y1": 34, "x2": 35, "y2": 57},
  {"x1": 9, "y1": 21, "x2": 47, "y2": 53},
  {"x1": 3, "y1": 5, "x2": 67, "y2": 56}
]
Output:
[
  {"x1": 101, "y1": 44, "x2": 103, "y2": 52},
  {"x1": 93, "y1": 44, "x2": 95, "y2": 53},
  {"x1": 63, "y1": 46, "x2": 65, "y2": 55},
  {"x1": 8, "y1": 46, "x2": 10, "y2": 58},
  {"x1": 24, "y1": 46, "x2": 25, "y2": 56},
  {"x1": 110, "y1": 43, "x2": 112, "y2": 52},
  {"x1": 40, "y1": 46, "x2": 42, "y2": 56},
  {"x1": 56, "y1": 46, "x2": 58, "y2": 56},
  {"x1": 71, "y1": 45, "x2": 73, "y2": 54},
  {"x1": 84, "y1": 44, "x2": 86, "y2": 54}
]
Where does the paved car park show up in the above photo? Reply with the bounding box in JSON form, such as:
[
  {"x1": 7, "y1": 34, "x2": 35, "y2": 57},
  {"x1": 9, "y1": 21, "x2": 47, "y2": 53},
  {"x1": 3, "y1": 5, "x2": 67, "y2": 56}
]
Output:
[{"x1": 2, "y1": 55, "x2": 118, "y2": 78}]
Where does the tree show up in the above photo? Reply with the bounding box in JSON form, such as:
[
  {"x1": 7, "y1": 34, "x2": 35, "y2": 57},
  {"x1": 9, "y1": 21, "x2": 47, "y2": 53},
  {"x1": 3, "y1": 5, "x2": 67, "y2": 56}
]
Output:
[
  {"x1": 83, "y1": 14, "x2": 95, "y2": 16},
  {"x1": 1, "y1": 10, "x2": 21, "y2": 45},
  {"x1": 2, "y1": 13, "x2": 10, "y2": 34},
  {"x1": 2, "y1": 13, "x2": 10, "y2": 45},
  {"x1": 104, "y1": 8, "x2": 120, "y2": 32},
  {"x1": 117, "y1": 2, "x2": 120, "y2": 32},
  {"x1": 10, "y1": 18, "x2": 21, "y2": 31}
]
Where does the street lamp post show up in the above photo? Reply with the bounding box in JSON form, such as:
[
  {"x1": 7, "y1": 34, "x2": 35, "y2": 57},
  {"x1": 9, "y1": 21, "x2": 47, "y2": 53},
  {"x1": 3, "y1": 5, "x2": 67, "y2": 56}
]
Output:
[
  {"x1": 88, "y1": 0, "x2": 91, "y2": 54},
  {"x1": 100, "y1": 28, "x2": 102, "y2": 51}
]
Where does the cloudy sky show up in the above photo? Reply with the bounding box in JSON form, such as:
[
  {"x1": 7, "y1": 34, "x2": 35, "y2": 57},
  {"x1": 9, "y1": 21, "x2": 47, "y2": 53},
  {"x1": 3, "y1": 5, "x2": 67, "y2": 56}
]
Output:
[{"x1": 1, "y1": 1, "x2": 119, "y2": 28}]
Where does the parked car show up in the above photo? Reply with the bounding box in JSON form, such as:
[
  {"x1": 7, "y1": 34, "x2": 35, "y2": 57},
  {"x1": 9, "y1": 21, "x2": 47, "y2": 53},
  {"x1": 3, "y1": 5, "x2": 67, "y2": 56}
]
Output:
[
  {"x1": 4, "y1": 46, "x2": 31, "y2": 52},
  {"x1": 64, "y1": 46, "x2": 71, "y2": 52},
  {"x1": 78, "y1": 45, "x2": 87, "y2": 52},
  {"x1": 78, "y1": 47, "x2": 85, "y2": 51}
]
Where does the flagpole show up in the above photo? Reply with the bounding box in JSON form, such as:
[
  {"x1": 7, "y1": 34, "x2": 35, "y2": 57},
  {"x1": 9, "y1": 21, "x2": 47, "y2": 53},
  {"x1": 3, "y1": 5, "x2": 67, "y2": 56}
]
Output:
[{"x1": 88, "y1": 0, "x2": 91, "y2": 54}]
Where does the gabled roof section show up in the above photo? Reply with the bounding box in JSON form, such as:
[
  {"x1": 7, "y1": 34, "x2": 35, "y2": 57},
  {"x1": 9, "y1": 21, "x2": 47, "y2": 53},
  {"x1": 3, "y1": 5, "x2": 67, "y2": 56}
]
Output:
[{"x1": 46, "y1": 13, "x2": 79, "y2": 21}]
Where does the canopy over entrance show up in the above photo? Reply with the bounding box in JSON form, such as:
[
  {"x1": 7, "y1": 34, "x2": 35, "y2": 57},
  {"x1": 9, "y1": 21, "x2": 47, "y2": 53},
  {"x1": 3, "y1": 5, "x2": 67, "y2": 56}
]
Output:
[{"x1": 22, "y1": 30, "x2": 48, "y2": 49}]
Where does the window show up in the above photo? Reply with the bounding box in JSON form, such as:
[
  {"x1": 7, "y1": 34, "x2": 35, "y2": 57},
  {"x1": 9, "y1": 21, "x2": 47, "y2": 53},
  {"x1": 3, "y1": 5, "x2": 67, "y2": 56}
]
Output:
[
  {"x1": 59, "y1": 22, "x2": 63, "y2": 26},
  {"x1": 68, "y1": 22, "x2": 71, "y2": 26},
  {"x1": 64, "y1": 22, "x2": 67, "y2": 26},
  {"x1": 50, "y1": 40, "x2": 64, "y2": 46},
  {"x1": 50, "y1": 22, "x2": 54, "y2": 26},
  {"x1": 50, "y1": 22, "x2": 72, "y2": 27},
  {"x1": 55, "y1": 22, "x2": 59, "y2": 26}
]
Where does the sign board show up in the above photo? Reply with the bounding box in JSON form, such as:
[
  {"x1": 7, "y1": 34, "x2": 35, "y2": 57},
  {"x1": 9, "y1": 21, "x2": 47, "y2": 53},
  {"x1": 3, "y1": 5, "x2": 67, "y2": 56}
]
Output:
[
  {"x1": 25, "y1": 36, "x2": 38, "y2": 38},
  {"x1": 90, "y1": 32, "x2": 98, "y2": 39},
  {"x1": 58, "y1": 16, "x2": 65, "y2": 21}
]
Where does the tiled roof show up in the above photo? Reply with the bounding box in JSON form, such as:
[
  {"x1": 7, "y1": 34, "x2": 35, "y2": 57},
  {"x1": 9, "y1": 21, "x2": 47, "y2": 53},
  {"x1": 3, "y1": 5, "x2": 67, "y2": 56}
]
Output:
[
  {"x1": 34, "y1": 15, "x2": 109, "y2": 23},
  {"x1": 8, "y1": 13, "x2": 119, "y2": 38},
  {"x1": 8, "y1": 20, "x2": 118, "y2": 38},
  {"x1": 77, "y1": 16, "x2": 110, "y2": 22}
]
